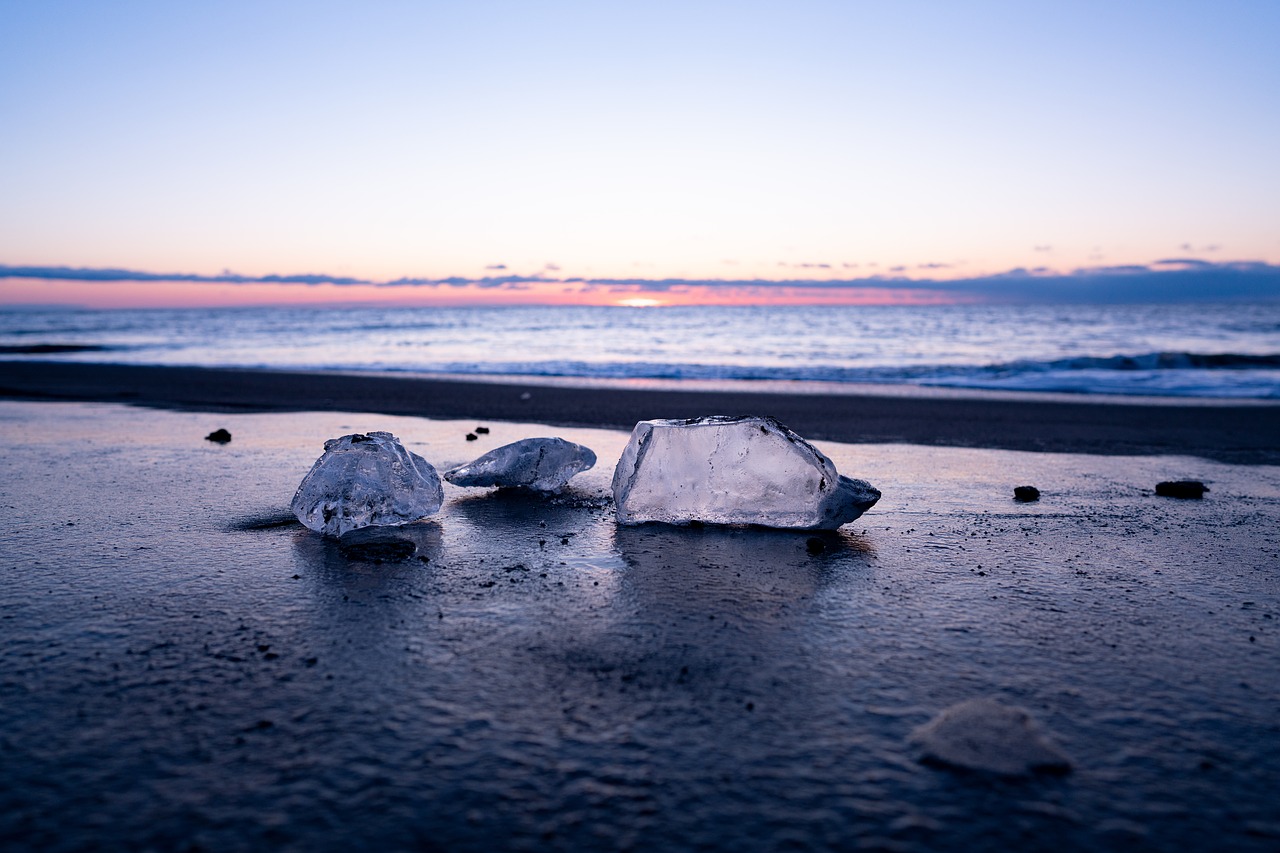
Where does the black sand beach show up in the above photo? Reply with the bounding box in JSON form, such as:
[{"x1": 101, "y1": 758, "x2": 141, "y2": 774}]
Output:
[
  {"x1": 0, "y1": 369, "x2": 1278, "y2": 851},
  {"x1": 2, "y1": 360, "x2": 1279, "y2": 463}
]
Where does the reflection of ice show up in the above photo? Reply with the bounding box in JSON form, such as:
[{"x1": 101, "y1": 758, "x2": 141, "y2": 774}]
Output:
[
  {"x1": 446, "y1": 489, "x2": 622, "y2": 599},
  {"x1": 499, "y1": 524, "x2": 880, "y2": 750},
  {"x1": 291, "y1": 520, "x2": 442, "y2": 587},
  {"x1": 613, "y1": 524, "x2": 874, "y2": 628}
]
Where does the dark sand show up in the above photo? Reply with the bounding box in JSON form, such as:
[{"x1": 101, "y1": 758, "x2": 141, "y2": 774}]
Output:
[
  {"x1": 2, "y1": 360, "x2": 1279, "y2": 463},
  {"x1": 1, "y1": 375, "x2": 1278, "y2": 850}
]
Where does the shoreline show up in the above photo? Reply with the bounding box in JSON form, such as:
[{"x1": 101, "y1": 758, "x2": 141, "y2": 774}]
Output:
[{"x1": 2, "y1": 359, "x2": 1279, "y2": 463}]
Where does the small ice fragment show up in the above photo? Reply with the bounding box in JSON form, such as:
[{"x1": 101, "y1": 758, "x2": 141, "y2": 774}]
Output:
[
  {"x1": 909, "y1": 697, "x2": 1072, "y2": 776},
  {"x1": 291, "y1": 431, "x2": 444, "y2": 537},
  {"x1": 612, "y1": 415, "x2": 880, "y2": 529},
  {"x1": 444, "y1": 437, "x2": 596, "y2": 491}
]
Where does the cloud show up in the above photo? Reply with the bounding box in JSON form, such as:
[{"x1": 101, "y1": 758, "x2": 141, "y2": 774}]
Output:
[
  {"x1": 1034, "y1": 245, "x2": 1052, "y2": 252},
  {"x1": 0, "y1": 265, "x2": 370, "y2": 286},
  {"x1": 917, "y1": 262, "x2": 950, "y2": 270},
  {"x1": 484, "y1": 264, "x2": 507, "y2": 270},
  {"x1": 1152, "y1": 258, "x2": 1215, "y2": 268},
  {"x1": 3, "y1": 261, "x2": 1278, "y2": 304},
  {"x1": 381, "y1": 274, "x2": 557, "y2": 288}
]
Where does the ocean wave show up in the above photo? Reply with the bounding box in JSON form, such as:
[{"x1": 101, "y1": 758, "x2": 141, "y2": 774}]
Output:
[
  {"x1": 378, "y1": 353, "x2": 1280, "y2": 398},
  {"x1": 4, "y1": 303, "x2": 1278, "y2": 399},
  {"x1": 1021, "y1": 352, "x2": 1280, "y2": 371}
]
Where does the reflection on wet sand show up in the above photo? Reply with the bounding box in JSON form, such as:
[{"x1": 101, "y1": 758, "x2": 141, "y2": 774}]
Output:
[
  {"x1": 613, "y1": 524, "x2": 875, "y2": 630},
  {"x1": 503, "y1": 524, "x2": 879, "y2": 718},
  {"x1": 290, "y1": 520, "x2": 443, "y2": 592}
]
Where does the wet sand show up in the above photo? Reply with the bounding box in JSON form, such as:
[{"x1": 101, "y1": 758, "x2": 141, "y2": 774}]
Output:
[
  {"x1": 0, "y1": 398, "x2": 1277, "y2": 851},
  {"x1": 2, "y1": 360, "x2": 1279, "y2": 463}
]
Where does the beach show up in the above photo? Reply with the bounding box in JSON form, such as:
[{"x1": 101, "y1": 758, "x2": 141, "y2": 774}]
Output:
[
  {"x1": 3, "y1": 361, "x2": 1279, "y2": 463},
  {"x1": 0, "y1": 368, "x2": 1277, "y2": 851}
]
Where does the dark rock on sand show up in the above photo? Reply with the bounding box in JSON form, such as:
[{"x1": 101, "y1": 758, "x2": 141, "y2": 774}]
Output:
[
  {"x1": 205, "y1": 428, "x2": 232, "y2": 444},
  {"x1": 465, "y1": 432, "x2": 478, "y2": 441},
  {"x1": 1156, "y1": 480, "x2": 1209, "y2": 499},
  {"x1": 475, "y1": 426, "x2": 490, "y2": 434},
  {"x1": 909, "y1": 697, "x2": 1072, "y2": 776},
  {"x1": 1014, "y1": 485, "x2": 1041, "y2": 502}
]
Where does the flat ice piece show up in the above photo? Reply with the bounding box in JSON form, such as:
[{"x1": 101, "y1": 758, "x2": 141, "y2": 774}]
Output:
[
  {"x1": 291, "y1": 431, "x2": 444, "y2": 537},
  {"x1": 444, "y1": 437, "x2": 596, "y2": 492},
  {"x1": 909, "y1": 698, "x2": 1072, "y2": 776},
  {"x1": 612, "y1": 415, "x2": 880, "y2": 529}
]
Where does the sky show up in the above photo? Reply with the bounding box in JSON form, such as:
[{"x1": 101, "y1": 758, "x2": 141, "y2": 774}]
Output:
[{"x1": 1, "y1": 0, "x2": 1278, "y2": 308}]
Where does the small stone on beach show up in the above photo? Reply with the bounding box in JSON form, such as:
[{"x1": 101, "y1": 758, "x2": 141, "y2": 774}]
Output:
[
  {"x1": 909, "y1": 697, "x2": 1072, "y2": 777},
  {"x1": 205, "y1": 428, "x2": 232, "y2": 444},
  {"x1": 475, "y1": 426, "x2": 490, "y2": 434},
  {"x1": 1156, "y1": 480, "x2": 1209, "y2": 499},
  {"x1": 465, "y1": 433, "x2": 478, "y2": 441},
  {"x1": 1014, "y1": 485, "x2": 1040, "y2": 502}
]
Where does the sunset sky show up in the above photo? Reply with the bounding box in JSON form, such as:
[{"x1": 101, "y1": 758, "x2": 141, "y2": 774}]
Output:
[{"x1": 2, "y1": 1, "x2": 1278, "y2": 308}]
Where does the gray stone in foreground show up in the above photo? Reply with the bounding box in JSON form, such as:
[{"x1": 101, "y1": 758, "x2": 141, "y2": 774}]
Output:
[
  {"x1": 291, "y1": 431, "x2": 444, "y2": 537},
  {"x1": 909, "y1": 697, "x2": 1072, "y2": 776},
  {"x1": 612, "y1": 415, "x2": 880, "y2": 529},
  {"x1": 444, "y1": 437, "x2": 597, "y2": 491}
]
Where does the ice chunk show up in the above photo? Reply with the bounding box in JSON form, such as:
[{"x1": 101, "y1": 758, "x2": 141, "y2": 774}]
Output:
[
  {"x1": 612, "y1": 416, "x2": 880, "y2": 529},
  {"x1": 909, "y1": 697, "x2": 1072, "y2": 776},
  {"x1": 444, "y1": 437, "x2": 596, "y2": 491},
  {"x1": 291, "y1": 431, "x2": 444, "y2": 537}
]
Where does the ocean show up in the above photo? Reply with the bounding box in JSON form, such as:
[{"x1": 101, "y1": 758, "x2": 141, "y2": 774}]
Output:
[{"x1": 2, "y1": 301, "x2": 1279, "y2": 399}]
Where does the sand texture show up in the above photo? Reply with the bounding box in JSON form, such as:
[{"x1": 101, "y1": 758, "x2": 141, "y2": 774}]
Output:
[{"x1": 1, "y1": 399, "x2": 1278, "y2": 850}]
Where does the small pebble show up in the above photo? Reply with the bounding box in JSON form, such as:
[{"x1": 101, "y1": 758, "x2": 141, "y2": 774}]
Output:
[
  {"x1": 1013, "y1": 485, "x2": 1040, "y2": 502},
  {"x1": 475, "y1": 426, "x2": 490, "y2": 434},
  {"x1": 205, "y1": 428, "x2": 232, "y2": 444},
  {"x1": 1156, "y1": 480, "x2": 1208, "y2": 499},
  {"x1": 465, "y1": 433, "x2": 478, "y2": 441}
]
